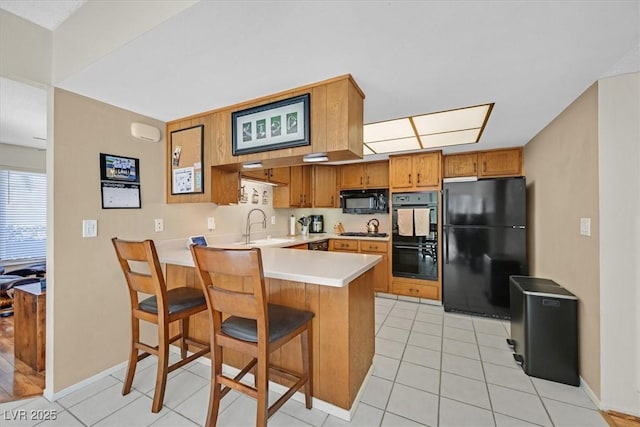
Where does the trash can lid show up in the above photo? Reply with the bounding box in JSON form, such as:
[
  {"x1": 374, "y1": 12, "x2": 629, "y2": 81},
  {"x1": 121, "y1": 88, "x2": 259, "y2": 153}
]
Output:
[{"x1": 510, "y1": 276, "x2": 578, "y2": 299}]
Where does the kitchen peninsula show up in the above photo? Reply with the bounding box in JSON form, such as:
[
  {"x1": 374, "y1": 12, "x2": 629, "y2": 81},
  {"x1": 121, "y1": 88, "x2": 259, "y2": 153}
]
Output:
[{"x1": 157, "y1": 241, "x2": 381, "y2": 419}]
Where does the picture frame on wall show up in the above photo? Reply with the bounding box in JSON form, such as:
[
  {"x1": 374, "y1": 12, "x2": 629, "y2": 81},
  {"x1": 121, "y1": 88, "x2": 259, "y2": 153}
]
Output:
[{"x1": 231, "y1": 93, "x2": 310, "y2": 155}]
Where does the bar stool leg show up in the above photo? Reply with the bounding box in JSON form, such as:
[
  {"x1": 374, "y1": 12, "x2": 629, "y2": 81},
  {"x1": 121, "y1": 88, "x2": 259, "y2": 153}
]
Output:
[
  {"x1": 123, "y1": 316, "x2": 139, "y2": 395},
  {"x1": 152, "y1": 323, "x2": 170, "y2": 413},
  {"x1": 206, "y1": 344, "x2": 223, "y2": 427},
  {"x1": 256, "y1": 347, "x2": 269, "y2": 427},
  {"x1": 302, "y1": 325, "x2": 312, "y2": 409}
]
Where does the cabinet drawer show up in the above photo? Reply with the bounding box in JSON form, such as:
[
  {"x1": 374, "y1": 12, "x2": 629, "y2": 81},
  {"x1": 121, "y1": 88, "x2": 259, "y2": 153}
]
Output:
[
  {"x1": 360, "y1": 241, "x2": 388, "y2": 253},
  {"x1": 391, "y1": 280, "x2": 440, "y2": 300},
  {"x1": 330, "y1": 239, "x2": 359, "y2": 251}
]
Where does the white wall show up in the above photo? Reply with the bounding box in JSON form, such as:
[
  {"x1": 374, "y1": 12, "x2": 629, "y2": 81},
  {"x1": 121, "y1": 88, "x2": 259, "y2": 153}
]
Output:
[
  {"x1": 0, "y1": 9, "x2": 51, "y2": 86},
  {"x1": 0, "y1": 144, "x2": 46, "y2": 172},
  {"x1": 598, "y1": 71, "x2": 640, "y2": 416}
]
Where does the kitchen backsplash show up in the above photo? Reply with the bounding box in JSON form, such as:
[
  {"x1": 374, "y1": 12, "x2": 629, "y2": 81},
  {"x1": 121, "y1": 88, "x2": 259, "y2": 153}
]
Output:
[{"x1": 292, "y1": 207, "x2": 390, "y2": 235}]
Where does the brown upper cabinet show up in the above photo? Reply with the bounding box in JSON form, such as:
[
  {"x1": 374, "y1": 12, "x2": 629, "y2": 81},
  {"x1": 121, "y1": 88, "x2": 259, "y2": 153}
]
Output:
[
  {"x1": 443, "y1": 147, "x2": 523, "y2": 179},
  {"x1": 389, "y1": 151, "x2": 442, "y2": 190},
  {"x1": 273, "y1": 165, "x2": 312, "y2": 208},
  {"x1": 313, "y1": 166, "x2": 338, "y2": 208},
  {"x1": 478, "y1": 148, "x2": 523, "y2": 177},
  {"x1": 240, "y1": 167, "x2": 290, "y2": 185},
  {"x1": 443, "y1": 153, "x2": 478, "y2": 178},
  {"x1": 339, "y1": 161, "x2": 389, "y2": 190}
]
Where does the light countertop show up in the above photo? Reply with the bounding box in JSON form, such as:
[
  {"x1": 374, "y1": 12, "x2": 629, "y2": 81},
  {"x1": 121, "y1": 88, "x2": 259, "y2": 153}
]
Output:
[{"x1": 157, "y1": 244, "x2": 381, "y2": 288}]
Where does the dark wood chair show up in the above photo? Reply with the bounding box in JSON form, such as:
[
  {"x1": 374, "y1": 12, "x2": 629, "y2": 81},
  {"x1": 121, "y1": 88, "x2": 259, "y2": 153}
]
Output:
[
  {"x1": 112, "y1": 238, "x2": 210, "y2": 413},
  {"x1": 190, "y1": 245, "x2": 314, "y2": 427}
]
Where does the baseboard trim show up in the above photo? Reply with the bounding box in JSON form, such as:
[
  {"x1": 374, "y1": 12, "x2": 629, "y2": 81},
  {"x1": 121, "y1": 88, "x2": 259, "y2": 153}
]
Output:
[
  {"x1": 580, "y1": 376, "x2": 602, "y2": 409},
  {"x1": 41, "y1": 347, "x2": 371, "y2": 422},
  {"x1": 43, "y1": 360, "x2": 129, "y2": 402}
]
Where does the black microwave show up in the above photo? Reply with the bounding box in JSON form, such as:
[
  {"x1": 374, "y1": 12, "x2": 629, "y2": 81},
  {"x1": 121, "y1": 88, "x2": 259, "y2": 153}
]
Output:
[{"x1": 340, "y1": 189, "x2": 389, "y2": 214}]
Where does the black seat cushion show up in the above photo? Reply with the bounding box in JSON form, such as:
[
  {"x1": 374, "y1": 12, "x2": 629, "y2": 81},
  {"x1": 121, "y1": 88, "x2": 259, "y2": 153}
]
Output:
[
  {"x1": 221, "y1": 303, "x2": 314, "y2": 343},
  {"x1": 139, "y1": 287, "x2": 206, "y2": 315}
]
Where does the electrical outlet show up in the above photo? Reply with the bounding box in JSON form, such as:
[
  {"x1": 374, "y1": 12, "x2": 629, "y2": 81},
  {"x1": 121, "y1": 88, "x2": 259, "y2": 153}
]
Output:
[
  {"x1": 271, "y1": 216, "x2": 276, "y2": 225},
  {"x1": 154, "y1": 218, "x2": 164, "y2": 232},
  {"x1": 82, "y1": 219, "x2": 97, "y2": 238},
  {"x1": 580, "y1": 217, "x2": 591, "y2": 236},
  {"x1": 207, "y1": 217, "x2": 216, "y2": 231}
]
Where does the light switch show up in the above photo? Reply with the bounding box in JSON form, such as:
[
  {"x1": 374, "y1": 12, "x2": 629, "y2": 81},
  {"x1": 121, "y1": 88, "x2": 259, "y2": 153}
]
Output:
[
  {"x1": 580, "y1": 218, "x2": 591, "y2": 236},
  {"x1": 82, "y1": 219, "x2": 97, "y2": 238},
  {"x1": 207, "y1": 217, "x2": 216, "y2": 231},
  {"x1": 271, "y1": 216, "x2": 276, "y2": 225},
  {"x1": 154, "y1": 218, "x2": 164, "y2": 232}
]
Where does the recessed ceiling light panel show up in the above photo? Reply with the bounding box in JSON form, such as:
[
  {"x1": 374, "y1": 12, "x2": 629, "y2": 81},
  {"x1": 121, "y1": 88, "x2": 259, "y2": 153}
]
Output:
[
  {"x1": 421, "y1": 128, "x2": 481, "y2": 148},
  {"x1": 413, "y1": 104, "x2": 490, "y2": 136},
  {"x1": 366, "y1": 137, "x2": 420, "y2": 154},
  {"x1": 364, "y1": 118, "x2": 414, "y2": 143}
]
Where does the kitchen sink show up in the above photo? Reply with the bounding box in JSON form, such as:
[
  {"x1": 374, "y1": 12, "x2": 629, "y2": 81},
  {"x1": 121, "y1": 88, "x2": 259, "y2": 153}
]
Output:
[{"x1": 234, "y1": 238, "x2": 296, "y2": 247}]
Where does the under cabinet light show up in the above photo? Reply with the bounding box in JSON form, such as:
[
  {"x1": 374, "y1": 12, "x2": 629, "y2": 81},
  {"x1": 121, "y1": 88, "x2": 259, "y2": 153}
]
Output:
[
  {"x1": 243, "y1": 162, "x2": 263, "y2": 169},
  {"x1": 303, "y1": 154, "x2": 329, "y2": 163}
]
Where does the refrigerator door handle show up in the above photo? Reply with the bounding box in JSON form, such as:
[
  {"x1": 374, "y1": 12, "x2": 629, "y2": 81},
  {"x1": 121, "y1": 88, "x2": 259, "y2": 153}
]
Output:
[
  {"x1": 444, "y1": 228, "x2": 449, "y2": 264},
  {"x1": 443, "y1": 188, "x2": 449, "y2": 225},
  {"x1": 512, "y1": 225, "x2": 526, "y2": 229}
]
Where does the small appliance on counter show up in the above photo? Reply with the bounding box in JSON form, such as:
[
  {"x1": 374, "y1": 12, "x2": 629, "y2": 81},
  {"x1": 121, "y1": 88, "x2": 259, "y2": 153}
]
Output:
[{"x1": 309, "y1": 215, "x2": 324, "y2": 233}]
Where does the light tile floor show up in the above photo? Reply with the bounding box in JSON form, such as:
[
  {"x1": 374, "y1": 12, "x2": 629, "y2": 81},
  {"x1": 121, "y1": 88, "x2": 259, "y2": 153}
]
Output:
[{"x1": 0, "y1": 296, "x2": 607, "y2": 426}]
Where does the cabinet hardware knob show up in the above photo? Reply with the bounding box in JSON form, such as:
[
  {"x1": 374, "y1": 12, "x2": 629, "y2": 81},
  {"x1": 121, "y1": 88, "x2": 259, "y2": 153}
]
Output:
[
  {"x1": 409, "y1": 174, "x2": 412, "y2": 184},
  {"x1": 367, "y1": 176, "x2": 370, "y2": 185},
  {"x1": 360, "y1": 176, "x2": 363, "y2": 185},
  {"x1": 474, "y1": 163, "x2": 477, "y2": 173},
  {"x1": 417, "y1": 173, "x2": 421, "y2": 183}
]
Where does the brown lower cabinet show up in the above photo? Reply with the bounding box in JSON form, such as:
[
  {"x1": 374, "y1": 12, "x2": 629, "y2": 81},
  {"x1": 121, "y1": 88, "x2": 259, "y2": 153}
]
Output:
[
  {"x1": 390, "y1": 276, "x2": 441, "y2": 300},
  {"x1": 329, "y1": 239, "x2": 389, "y2": 293}
]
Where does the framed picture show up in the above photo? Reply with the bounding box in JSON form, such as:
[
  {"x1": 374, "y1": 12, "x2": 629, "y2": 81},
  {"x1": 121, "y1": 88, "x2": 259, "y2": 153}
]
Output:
[
  {"x1": 232, "y1": 93, "x2": 310, "y2": 155},
  {"x1": 170, "y1": 125, "x2": 204, "y2": 195},
  {"x1": 100, "y1": 153, "x2": 140, "y2": 183}
]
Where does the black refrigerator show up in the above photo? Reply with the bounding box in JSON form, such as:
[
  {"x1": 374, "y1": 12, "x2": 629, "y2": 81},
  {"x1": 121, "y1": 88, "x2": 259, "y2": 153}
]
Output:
[{"x1": 443, "y1": 177, "x2": 528, "y2": 319}]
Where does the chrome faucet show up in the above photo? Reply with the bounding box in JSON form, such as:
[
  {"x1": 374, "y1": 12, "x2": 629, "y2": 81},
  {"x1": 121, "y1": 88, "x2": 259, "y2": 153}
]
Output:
[{"x1": 245, "y1": 208, "x2": 267, "y2": 244}]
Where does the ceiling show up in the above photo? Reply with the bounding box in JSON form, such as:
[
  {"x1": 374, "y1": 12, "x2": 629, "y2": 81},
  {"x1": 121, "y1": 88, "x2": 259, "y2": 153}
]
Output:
[{"x1": 1, "y1": 1, "x2": 639, "y2": 157}]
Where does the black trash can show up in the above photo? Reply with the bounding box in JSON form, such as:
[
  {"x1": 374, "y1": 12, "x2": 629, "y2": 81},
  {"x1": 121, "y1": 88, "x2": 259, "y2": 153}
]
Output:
[{"x1": 508, "y1": 276, "x2": 579, "y2": 386}]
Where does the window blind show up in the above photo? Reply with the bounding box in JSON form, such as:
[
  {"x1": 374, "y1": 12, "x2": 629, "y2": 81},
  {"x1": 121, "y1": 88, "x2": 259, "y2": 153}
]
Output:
[{"x1": 0, "y1": 170, "x2": 47, "y2": 262}]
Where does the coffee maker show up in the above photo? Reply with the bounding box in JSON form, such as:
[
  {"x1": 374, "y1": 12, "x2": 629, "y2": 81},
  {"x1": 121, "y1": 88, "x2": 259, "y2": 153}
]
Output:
[{"x1": 309, "y1": 215, "x2": 324, "y2": 233}]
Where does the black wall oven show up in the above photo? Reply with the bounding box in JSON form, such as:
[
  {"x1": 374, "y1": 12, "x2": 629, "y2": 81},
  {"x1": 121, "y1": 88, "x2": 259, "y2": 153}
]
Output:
[{"x1": 391, "y1": 191, "x2": 438, "y2": 281}]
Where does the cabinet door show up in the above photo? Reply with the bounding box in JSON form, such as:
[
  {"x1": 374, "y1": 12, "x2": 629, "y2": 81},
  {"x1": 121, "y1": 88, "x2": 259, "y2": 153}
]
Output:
[
  {"x1": 389, "y1": 156, "x2": 414, "y2": 189},
  {"x1": 301, "y1": 165, "x2": 312, "y2": 207},
  {"x1": 443, "y1": 153, "x2": 478, "y2": 178},
  {"x1": 365, "y1": 161, "x2": 389, "y2": 188},
  {"x1": 269, "y1": 167, "x2": 290, "y2": 184},
  {"x1": 340, "y1": 164, "x2": 365, "y2": 189},
  {"x1": 479, "y1": 148, "x2": 523, "y2": 177},
  {"x1": 313, "y1": 166, "x2": 337, "y2": 208},
  {"x1": 371, "y1": 253, "x2": 389, "y2": 292},
  {"x1": 289, "y1": 166, "x2": 304, "y2": 207},
  {"x1": 414, "y1": 152, "x2": 441, "y2": 187},
  {"x1": 211, "y1": 167, "x2": 240, "y2": 205}
]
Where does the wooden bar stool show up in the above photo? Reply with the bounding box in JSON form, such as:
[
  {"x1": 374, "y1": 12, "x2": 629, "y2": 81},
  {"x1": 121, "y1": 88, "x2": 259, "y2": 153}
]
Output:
[
  {"x1": 112, "y1": 238, "x2": 210, "y2": 413},
  {"x1": 190, "y1": 245, "x2": 314, "y2": 427}
]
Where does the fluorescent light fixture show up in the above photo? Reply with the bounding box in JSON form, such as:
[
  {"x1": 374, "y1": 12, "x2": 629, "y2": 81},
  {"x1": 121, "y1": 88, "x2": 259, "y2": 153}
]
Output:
[
  {"x1": 420, "y1": 128, "x2": 481, "y2": 148},
  {"x1": 367, "y1": 137, "x2": 420, "y2": 154},
  {"x1": 303, "y1": 153, "x2": 329, "y2": 163},
  {"x1": 364, "y1": 118, "x2": 414, "y2": 143},
  {"x1": 363, "y1": 103, "x2": 493, "y2": 155},
  {"x1": 243, "y1": 162, "x2": 263, "y2": 169},
  {"x1": 412, "y1": 104, "x2": 491, "y2": 135},
  {"x1": 363, "y1": 144, "x2": 375, "y2": 155}
]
